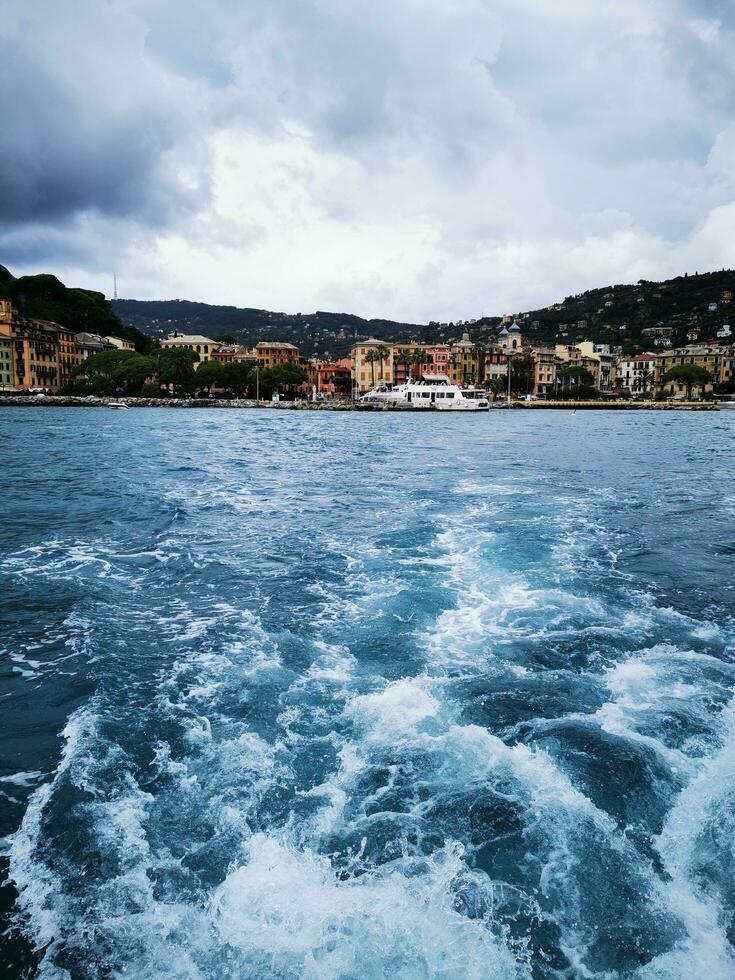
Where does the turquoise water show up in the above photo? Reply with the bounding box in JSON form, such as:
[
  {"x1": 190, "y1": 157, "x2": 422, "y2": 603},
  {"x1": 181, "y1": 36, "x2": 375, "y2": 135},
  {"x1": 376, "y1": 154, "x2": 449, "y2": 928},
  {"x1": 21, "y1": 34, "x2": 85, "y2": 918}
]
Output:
[{"x1": 1, "y1": 407, "x2": 734, "y2": 978}]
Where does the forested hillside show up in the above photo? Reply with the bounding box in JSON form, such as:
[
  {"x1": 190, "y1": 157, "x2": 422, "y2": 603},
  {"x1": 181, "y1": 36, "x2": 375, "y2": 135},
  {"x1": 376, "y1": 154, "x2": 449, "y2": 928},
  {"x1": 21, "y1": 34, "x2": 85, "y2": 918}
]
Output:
[
  {"x1": 492, "y1": 270, "x2": 735, "y2": 352},
  {"x1": 112, "y1": 299, "x2": 428, "y2": 359},
  {"x1": 0, "y1": 266, "x2": 151, "y2": 351},
  {"x1": 114, "y1": 270, "x2": 735, "y2": 357},
  {"x1": 3, "y1": 264, "x2": 732, "y2": 358}
]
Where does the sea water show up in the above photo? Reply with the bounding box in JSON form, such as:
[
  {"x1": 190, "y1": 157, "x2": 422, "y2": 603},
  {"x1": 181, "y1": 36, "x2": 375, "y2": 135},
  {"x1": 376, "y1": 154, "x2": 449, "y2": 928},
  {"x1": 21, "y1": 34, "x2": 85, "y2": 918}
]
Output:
[{"x1": 1, "y1": 407, "x2": 734, "y2": 978}]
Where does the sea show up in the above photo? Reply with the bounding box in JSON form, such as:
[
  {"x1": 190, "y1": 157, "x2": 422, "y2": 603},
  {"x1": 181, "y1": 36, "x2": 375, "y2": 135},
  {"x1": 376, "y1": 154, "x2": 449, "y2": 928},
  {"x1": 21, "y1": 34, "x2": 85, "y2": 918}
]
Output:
[{"x1": 1, "y1": 406, "x2": 734, "y2": 979}]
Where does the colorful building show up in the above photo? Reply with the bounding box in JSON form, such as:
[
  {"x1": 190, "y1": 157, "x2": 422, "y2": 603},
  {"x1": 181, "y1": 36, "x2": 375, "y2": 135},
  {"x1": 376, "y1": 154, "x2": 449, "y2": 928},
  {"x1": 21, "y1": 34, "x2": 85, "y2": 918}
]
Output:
[
  {"x1": 307, "y1": 357, "x2": 351, "y2": 396},
  {"x1": 57, "y1": 325, "x2": 80, "y2": 388},
  {"x1": 653, "y1": 345, "x2": 726, "y2": 398},
  {"x1": 447, "y1": 332, "x2": 479, "y2": 385},
  {"x1": 254, "y1": 342, "x2": 300, "y2": 368},
  {"x1": 1, "y1": 319, "x2": 61, "y2": 391},
  {"x1": 530, "y1": 346, "x2": 557, "y2": 397},
  {"x1": 393, "y1": 344, "x2": 450, "y2": 384},
  {"x1": 351, "y1": 339, "x2": 394, "y2": 393}
]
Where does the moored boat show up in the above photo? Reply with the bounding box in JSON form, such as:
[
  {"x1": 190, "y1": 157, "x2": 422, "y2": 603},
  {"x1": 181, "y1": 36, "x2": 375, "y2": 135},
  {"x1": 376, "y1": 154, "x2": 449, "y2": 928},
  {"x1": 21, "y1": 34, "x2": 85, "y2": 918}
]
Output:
[{"x1": 360, "y1": 374, "x2": 489, "y2": 411}]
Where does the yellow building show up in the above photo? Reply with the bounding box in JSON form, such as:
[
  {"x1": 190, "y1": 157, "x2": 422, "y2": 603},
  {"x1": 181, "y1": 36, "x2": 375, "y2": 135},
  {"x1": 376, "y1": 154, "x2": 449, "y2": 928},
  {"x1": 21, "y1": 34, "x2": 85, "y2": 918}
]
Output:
[
  {"x1": 351, "y1": 338, "x2": 394, "y2": 393},
  {"x1": 653, "y1": 345, "x2": 727, "y2": 397},
  {"x1": 160, "y1": 333, "x2": 220, "y2": 367},
  {"x1": 0, "y1": 317, "x2": 61, "y2": 391},
  {"x1": 254, "y1": 341, "x2": 300, "y2": 368},
  {"x1": 447, "y1": 332, "x2": 478, "y2": 385}
]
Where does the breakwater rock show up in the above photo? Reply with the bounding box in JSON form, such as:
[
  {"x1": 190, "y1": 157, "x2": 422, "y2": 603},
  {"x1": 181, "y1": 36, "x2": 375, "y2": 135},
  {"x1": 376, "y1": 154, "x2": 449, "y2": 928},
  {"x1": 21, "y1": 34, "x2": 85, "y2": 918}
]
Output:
[{"x1": 0, "y1": 395, "x2": 361, "y2": 410}]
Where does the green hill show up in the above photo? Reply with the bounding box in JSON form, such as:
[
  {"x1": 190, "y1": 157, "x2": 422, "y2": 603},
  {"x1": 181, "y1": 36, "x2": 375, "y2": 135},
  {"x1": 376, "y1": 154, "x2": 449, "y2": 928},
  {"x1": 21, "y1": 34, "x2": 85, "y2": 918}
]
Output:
[
  {"x1": 0, "y1": 266, "x2": 151, "y2": 352},
  {"x1": 114, "y1": 270, "x2": 735, "y2": 357},
  {"x1": 4, "y1": 265, "x2": 733, "y2": 358},
  {"x1": 111, "y1": 298, "x2": 428, "y2": 359},
  {"x1": 489, "y1": 270, "x2": 735, "y2": 352}
]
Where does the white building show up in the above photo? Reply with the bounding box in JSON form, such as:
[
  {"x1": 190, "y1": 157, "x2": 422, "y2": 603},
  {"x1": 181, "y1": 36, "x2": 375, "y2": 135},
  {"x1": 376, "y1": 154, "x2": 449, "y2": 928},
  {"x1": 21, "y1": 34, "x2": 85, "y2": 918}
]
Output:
[{"x1": 614, "y1": 353, "x2": 656, "y2": 394}]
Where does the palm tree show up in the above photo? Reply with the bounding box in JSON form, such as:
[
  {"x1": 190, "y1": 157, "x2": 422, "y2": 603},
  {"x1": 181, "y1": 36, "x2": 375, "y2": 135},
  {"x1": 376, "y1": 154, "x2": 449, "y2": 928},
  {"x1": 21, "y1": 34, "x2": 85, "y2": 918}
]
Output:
[
  {"x1": 364, "y1": 348, "x2": 379, "y2": 388},
  {"x1": 472, "y1": 342, "x2": 487, "y2": 385},
  {"x1": 410, "y1": 347, "x2": 426, "y2": 381},
  {"x1": 395, "y1": 347, "x2": 413, "y2": 384},
  {"x1": 375, "y1": 344, "x2": 391, "y2": 385},
  {"x1": 633, "y1": 368, "x2": 654, "y2": 395}
]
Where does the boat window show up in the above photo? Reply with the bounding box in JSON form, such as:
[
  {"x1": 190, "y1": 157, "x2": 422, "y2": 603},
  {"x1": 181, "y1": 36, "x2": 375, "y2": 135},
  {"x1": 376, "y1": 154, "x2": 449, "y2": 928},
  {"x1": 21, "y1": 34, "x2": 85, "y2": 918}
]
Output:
[{"x1": 446, "y1": 391, "x2": 455, "y2": 398}]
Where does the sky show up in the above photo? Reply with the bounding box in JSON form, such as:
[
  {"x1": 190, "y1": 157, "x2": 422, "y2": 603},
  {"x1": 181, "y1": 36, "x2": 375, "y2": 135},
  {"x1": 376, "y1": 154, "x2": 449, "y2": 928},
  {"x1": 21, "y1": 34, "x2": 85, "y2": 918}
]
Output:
[{"x1": 2, "y1": 0, "x2": 735, "y2": 323}]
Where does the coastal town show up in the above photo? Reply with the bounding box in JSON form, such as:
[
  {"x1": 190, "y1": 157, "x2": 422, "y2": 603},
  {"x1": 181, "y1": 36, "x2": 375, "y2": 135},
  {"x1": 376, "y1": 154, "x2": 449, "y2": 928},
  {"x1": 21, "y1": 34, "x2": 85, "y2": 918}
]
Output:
[{"x1": 1, "y1": 294, "x2": 734, "y2": 405}]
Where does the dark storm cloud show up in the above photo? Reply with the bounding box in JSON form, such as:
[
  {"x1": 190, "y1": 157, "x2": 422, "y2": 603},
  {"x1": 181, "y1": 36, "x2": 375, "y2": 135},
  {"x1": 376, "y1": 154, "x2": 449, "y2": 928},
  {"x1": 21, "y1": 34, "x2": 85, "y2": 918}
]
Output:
[{"x1": 0, "y1": 6, "x2": 211, "y2": 235}]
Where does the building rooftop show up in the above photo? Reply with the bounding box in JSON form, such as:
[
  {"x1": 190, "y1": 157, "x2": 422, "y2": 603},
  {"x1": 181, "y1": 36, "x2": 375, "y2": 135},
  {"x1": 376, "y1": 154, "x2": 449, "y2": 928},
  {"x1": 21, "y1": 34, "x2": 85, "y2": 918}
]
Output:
[
  {"x1": 255, "y1": 341, "x2": 299, "y2": 350},
  {"x1": 162, "y1": 334, "x2": 218, "y2": 345}
]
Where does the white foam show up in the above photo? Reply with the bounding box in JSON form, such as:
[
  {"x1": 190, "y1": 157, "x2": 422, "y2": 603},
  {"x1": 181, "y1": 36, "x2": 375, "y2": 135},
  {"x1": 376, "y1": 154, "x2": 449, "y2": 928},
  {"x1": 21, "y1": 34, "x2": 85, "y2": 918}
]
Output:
[{"x1": 210, "y1": 835, "x2": 525, "y2": 978}]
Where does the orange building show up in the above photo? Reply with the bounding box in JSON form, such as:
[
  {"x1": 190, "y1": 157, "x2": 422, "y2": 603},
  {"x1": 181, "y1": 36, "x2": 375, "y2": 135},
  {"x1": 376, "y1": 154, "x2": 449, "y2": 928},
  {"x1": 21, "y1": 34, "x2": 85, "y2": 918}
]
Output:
[
  {"x1": 0, "y1": 316, "x2": 61, "y2": 391},
  {"x1": 255, "y1": 341, "x2": 300, "y2": 368},
  {"x1": 56, "y1": 325, "x2": 80, "y2": 388}
]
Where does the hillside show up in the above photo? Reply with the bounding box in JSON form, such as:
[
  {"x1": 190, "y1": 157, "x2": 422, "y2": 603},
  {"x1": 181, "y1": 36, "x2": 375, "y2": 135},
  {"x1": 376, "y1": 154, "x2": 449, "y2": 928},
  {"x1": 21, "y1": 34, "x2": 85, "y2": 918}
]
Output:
[
  {"x1": 112, "y1": 299, "x2": 431, "y2": 359},
  {"x1": 490, "y1": 269, "x2": 735, "y2": 353},
  {"x1": 3, "y1": 265, "x2": 732, "y2": 358},
  {"x1": 113, "y1": 270, "x2": 735, "y2": 357},
  {"x1": 0, "y1": 266, "x2": 152, "y2": 352}
]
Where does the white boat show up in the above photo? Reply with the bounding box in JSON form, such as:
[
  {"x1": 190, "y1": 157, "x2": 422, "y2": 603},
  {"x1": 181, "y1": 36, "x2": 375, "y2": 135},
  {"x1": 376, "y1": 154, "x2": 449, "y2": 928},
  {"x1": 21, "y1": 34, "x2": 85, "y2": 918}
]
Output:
[
  {"x1": 717, "y1": 395, "x2": 735, "y2": 410},
  {"x1": 360, "y1": 374, "x2": 489, "y2": 411},
  {"x1": 108, "y1": 401, "x2": 129, "y2": 410}
]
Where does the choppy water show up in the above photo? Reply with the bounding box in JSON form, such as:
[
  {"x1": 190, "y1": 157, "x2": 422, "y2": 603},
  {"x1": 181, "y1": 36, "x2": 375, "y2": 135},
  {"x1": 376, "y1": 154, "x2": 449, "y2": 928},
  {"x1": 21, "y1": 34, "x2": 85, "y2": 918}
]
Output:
[{"x1": 1, "y1": 407, "x2": 735, "y2": 979}]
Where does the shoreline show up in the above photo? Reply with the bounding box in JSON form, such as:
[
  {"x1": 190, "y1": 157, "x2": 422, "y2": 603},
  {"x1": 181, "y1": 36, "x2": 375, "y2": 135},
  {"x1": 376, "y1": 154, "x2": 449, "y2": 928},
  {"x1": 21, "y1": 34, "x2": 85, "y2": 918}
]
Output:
[{"x1": 0, "y1": 395, "x2": 721, "y2": 411}]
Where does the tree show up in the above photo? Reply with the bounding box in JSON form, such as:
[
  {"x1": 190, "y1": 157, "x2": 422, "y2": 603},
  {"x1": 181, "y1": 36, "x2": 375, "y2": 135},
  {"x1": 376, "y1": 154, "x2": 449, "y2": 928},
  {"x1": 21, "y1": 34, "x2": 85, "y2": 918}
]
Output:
[
  {"x1": 194, "y1": 360, "x2": 225, "y2": 395},
  {"x1": 395, "y1": 347, "x2": 413, "y2": 382},
  {"x1": 71, "y1": 348, "x2": 154, "y2": 395},
  {"x1": 633, "y1": 368, "x2": 654, "y2": 395},
  {"x1": 153, "y1": 347, "x2": 198, "y2": 395},
  {"x1": 212, "y1": 333, "x2": 236, "y2": 344},
  {"x1": 472, "y1": 342, "x2": 487, "y2": 385},
  {"x1": 410, "y1": 347, "x2": 427, "y2": 381},
  {"x1": 260, "y1": 363, "x2": 308, "y2": 398},
  {"x1": 510, "y1": 353, "x2": 535, "y2": 395},
  {"x1": 375, "y1": 344, "x2": 391, "y2": 385},
  {"x1": 487, "y1": 378, "x2": 506, "y2": 401},
  {"x1": 663, "y1": 363, "x2": 711, "y2": 400},
  {"x1": 364, "y1": 348, "x2": 379, "y2": 388},
  {"x1": 222, "y1": 361, "x2": 254, "y2": 397},
  {"x1": 556, "y1": 365, "x2": 594, "y2": 397}
]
